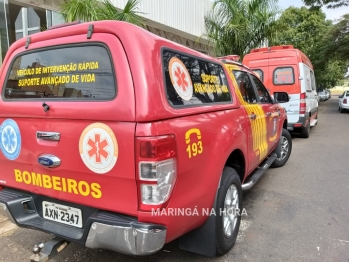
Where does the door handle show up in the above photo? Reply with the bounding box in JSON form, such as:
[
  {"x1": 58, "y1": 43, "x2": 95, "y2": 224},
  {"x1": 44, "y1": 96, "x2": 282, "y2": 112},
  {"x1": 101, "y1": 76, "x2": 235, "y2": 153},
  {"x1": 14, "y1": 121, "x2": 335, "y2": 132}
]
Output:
[
  {"x1": 36, "y1": 131, "x2": 60, "y2": 141},
  {"x1": 249, "y1": 114, "x2": 257, "y2": 120},
  {"x1": 266, "y1": 112, "x2": 272, "y2": 117}
]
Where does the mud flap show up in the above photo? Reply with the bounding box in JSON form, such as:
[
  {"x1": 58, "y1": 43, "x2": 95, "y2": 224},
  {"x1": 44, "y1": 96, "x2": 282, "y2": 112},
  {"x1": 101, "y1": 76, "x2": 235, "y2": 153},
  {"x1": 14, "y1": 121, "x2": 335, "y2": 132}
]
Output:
[{"x1": 178, "y1": 194, "x2": 218, "y2": 257}]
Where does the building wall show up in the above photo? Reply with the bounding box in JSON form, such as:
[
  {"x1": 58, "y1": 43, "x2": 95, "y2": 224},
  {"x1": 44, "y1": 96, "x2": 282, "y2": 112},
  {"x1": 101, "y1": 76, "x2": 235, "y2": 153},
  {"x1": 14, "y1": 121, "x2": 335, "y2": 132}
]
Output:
[
  {"x1": 111, "y1": 0, "x2": 212, "y2": 39},
  {"x1": 0, "y1": 0, "x2": 213, "y2": 64}
]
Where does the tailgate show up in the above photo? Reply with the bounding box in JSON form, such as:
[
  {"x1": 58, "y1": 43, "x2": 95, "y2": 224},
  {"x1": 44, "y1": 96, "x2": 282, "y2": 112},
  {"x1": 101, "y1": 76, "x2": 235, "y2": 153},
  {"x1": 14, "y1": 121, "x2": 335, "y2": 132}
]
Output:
[{"x1": 0, "y1": 33, "x2": 138, "y2": 216}]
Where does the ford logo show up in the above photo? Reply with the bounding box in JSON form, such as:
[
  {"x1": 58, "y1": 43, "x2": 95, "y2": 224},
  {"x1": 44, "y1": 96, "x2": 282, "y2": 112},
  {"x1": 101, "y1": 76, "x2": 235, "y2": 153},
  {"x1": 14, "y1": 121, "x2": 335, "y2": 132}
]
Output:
[{"x1": 38, "y1": 154, "x2": 61, "y2": 168}]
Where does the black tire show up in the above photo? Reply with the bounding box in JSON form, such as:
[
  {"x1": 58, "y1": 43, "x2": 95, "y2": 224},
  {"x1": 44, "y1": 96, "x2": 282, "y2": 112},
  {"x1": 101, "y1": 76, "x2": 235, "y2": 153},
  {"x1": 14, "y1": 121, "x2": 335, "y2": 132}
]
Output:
[
  {"x1": 216, "y1": 167, "x2": 242, "y2": 256},
  {"x1": 271, "y1": 128, "x2": 292, "y2": 168},
  {"x1": 300, "y1": 120, "x2": 310, "y2": 138},
  {"x1": 338, "y1": 106, "x2": 340, "y2": 112},
  {"x1": 340, "y1": 106, "x2": 345, "y2": 113}
]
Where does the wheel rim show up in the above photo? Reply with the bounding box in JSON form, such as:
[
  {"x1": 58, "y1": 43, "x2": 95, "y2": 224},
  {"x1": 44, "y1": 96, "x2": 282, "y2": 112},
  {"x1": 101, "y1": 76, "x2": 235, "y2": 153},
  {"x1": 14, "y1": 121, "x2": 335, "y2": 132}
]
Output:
[
  {"x1": 222, "y1": 184, "x2": 239, "y2": 238},
  {"x1": 277, "y1": 136, "x2": 289, "y2": 161}
]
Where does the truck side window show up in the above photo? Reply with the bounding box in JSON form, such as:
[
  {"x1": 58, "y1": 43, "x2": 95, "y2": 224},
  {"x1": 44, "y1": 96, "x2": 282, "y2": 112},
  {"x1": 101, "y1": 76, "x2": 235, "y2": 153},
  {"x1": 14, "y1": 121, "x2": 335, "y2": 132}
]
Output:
[
  {"x1": 251, "y1": 75, "x2": 272, "y2": 104},
  {"x1": 310, "y1": 71, "x2": 316, "y2": 91},
  {"x1": 162, "y1": 49, "x2": 232, "y2": 107},
  {"x1": 232, "y1": 70, "x2": 257, "y2": 104},
  {"x1": 252, "y1": 69, "x2": 263, "y2": 82}
]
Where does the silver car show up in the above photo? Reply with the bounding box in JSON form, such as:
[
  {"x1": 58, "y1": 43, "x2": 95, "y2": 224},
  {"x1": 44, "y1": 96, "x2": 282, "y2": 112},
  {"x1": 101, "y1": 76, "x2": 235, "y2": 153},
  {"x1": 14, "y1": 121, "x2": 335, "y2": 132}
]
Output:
[
  {"x1": 338, "y1": 90, "x2": 349, "y2": 113},
  {"x1": 318, "y1": 91, "x2": 328, "y2": 101}
]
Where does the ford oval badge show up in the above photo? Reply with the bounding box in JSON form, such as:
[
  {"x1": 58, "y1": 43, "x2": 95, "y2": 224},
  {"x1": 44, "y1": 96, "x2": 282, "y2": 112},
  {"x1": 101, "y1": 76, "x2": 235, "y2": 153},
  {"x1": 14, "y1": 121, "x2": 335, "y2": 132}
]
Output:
[{"x1": 38, "y1": 154, "x2": 61, "y2": 168}]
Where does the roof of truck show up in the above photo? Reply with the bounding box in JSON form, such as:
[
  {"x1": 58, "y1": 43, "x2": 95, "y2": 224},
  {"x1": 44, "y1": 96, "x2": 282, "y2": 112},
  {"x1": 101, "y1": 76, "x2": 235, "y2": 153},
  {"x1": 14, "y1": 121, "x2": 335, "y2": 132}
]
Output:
[
  {"x1": 243, "y1": 45, "x2": 313, "y2": 70},
  {"x1": 2, "y1": 20, "x2": 215, "y2": 70},
  {"x1": 0, "y1": 20, "x2": 239, "y2": 122}
]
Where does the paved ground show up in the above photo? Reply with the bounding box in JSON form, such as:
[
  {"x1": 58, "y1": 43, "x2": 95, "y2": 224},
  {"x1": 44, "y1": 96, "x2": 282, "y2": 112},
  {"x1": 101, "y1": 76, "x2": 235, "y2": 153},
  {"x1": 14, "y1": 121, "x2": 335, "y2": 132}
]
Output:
[{"x1": 1, "y1": 97, "x2": 348, "y2": 262}]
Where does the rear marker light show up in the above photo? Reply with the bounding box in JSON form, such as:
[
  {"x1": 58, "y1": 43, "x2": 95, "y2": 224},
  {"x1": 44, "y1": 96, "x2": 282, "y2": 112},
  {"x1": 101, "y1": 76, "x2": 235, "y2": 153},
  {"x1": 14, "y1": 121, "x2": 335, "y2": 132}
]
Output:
[
  {"x1": 140, "y1": 159, "x2": 176, "y2": 205},
  {"x1": 300, "y1": 92, "x2": 306, "y2": 115},
  {"x1": 343, "y1": 98, "x2": 347, "y2": 104},
  {"x1": 139, "y1": 136, "x2": 176, "y2": 160},
  {"x1": 136, "y1": 136, "x2": 177, "y2": 211}
]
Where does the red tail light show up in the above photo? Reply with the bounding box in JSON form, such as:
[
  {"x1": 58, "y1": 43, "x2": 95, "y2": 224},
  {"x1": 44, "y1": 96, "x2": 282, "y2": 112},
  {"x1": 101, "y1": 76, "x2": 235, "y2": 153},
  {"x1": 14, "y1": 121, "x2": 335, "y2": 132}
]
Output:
[
  {"x1": 0, "y1": 186, "x2": 3, "y2": 191},
  {"x1": 300, "y1": 92, "x2": 306, "y2": 115},
  {"x1": 343, "y1": 98, "x2": 347, "y2": 104},
  {"x1": 136, "y1": 135, "x2": 177, "y2": 212}
]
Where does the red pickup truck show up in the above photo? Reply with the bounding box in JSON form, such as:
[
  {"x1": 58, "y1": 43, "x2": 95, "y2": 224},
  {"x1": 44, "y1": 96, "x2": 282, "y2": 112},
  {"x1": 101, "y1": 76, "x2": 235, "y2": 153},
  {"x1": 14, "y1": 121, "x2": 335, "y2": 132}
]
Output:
[{"x1": 0, "y1": 21, "x2": 292, "y2": 258}]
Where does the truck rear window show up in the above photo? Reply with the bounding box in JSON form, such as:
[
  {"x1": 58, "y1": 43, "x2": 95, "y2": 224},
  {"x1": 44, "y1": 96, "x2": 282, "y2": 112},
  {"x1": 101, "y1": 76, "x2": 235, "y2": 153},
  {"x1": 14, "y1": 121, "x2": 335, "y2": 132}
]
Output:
[
  {"x1": 273, "y1": 67, "x2": 294, "y2": 85},
  {"x1": 4, "y1": 44, "x2": 115, "y2": 100},
  {"x1": 162, "y1": 50, "x2": 232, "y2": 107}
]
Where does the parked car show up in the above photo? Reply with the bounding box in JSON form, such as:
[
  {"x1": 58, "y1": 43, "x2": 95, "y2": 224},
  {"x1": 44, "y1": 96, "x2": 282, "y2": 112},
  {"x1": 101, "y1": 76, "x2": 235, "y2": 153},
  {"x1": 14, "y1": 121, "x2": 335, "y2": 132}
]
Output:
[
  {"x1": 318, "y1": 90, "x2": 329, "y2": 101},
  {"x1": 0, "y1": 21, "x2": 292, "y2": 258},
  {"x1": 326, "y1": 89, "x2": 331, "y2": 98},
  {"x1": 338, "y1": 90, "x2": 349, "y2": 113}
]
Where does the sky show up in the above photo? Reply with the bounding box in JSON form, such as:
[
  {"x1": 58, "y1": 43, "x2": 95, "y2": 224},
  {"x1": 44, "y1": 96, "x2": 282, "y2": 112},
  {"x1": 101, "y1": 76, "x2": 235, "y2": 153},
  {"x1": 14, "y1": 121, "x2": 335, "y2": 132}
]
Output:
[{"x1": 278, "y1": 0, "x2": 349, "y2": 21}]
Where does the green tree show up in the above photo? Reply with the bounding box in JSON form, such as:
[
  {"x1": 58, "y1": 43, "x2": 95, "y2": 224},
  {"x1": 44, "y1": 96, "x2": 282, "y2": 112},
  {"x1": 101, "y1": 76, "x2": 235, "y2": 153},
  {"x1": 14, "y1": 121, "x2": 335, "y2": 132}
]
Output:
[
  {"x1": 317, "y1": 59, "x2": 347, "y2": 88},
  {"x1": 61, "y1": 0, "x2": 145, "y2": 27},
  {"x1": 302, "y1": 0, "x2": 349, "y2": 9},
  {"x1": 270, "y1": 7, "x2": 347, "y2": 88},
  {"x1": 269, "y1": 7, "x2": 330, "y2": 56},
  {"x1": 204, "y1": 0, "x2": 281, "y2": 58},
  {"x1": 322, "y1": 14, "x2": 349, "y2": 60}
]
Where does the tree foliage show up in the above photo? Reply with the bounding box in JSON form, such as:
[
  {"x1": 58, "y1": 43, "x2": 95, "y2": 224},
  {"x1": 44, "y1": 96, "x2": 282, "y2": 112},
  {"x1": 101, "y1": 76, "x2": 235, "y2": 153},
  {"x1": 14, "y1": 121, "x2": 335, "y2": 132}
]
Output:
[
  {"x1": 302, "y1": 0, "x2": 349, "y2": 9},
  {"x1": 270, "y1": 7, "x2": 347, "y2": 88},
  {"x1": 61, "y1": 0, "x2": 145, "y2": 27},
  {"x1": 204, "y1": 0, "x2": 281, "y2": 58},
  {"x1": 269, "y1": 7, "x2": 330, "y2": 56},
  {"x1": 322, "y1": 14, "x2": 349, "y2": 60}
]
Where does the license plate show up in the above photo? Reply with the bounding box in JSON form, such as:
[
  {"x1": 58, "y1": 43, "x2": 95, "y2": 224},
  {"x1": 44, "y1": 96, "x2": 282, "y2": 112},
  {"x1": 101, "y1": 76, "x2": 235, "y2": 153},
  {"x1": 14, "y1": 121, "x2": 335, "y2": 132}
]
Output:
[{"x1": 42, "y1": 201, "x2": 83, "y2": 228}]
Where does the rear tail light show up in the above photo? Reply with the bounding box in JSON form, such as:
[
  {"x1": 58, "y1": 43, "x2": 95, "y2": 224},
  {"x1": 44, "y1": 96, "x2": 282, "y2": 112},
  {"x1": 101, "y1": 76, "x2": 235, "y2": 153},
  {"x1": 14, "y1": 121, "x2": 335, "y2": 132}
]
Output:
[
  {"x1": 343, "y1": 98, "x2": 347, "y2": 104},
  {"x1": 0, "y1": 186, "x2": 2, "y2": 191},
  {"x1": 136, "y1": 135, "x2": 177, "y2": 211},
  {"x1": 300, "y1": 92, "x2": 306, "y2": 115}
]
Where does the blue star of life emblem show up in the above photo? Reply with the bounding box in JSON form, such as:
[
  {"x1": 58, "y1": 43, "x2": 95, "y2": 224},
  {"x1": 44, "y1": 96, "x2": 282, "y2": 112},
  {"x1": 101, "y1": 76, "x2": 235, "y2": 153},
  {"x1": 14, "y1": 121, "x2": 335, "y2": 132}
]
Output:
[{"x1": 0, "y1": 119, "x2": 21, "y2": 160}]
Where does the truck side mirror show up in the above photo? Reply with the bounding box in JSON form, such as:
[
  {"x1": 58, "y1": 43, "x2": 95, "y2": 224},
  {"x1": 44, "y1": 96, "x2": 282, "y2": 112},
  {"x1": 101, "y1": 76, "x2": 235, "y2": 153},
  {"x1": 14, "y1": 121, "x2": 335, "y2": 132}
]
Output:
[{"x1": 274, "y1": 92, "x2": 290, "y2": 103}]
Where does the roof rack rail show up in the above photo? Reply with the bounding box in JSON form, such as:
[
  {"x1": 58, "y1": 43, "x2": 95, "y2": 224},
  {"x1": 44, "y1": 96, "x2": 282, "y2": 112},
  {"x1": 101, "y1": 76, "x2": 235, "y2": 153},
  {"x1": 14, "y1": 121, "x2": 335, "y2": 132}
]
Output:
[
  {"x1": 25, "y1": 36, "x2": 31, "y2": 49},
  {"x1": 219, "y1": 59, "x2": 250, "y2": 69},
  {"x1": 48, "y1": 20, "x2": 84, "y2": 30}
]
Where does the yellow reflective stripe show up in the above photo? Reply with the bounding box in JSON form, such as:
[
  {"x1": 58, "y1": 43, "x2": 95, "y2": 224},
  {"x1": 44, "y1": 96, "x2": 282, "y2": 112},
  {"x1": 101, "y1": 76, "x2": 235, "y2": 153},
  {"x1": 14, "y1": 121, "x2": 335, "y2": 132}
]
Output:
[{"x1": 224, "y1": 64, "x2": 269, "y2": 160}]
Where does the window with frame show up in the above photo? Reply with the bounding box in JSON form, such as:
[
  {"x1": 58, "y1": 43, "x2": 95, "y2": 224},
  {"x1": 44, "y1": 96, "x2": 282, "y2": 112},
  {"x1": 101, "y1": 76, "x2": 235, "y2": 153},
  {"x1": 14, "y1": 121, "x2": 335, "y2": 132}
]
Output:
[
  {"x1": 273, "y1": 67, "x2": 295, "y2": 85},
  {"x1": 232, "y1": 70, "x2": 257, "y2": 104},
  {"x1": 310, "y1": 71, "x2": 316, "y2": 90},
  {"x1": 252, "y1": 69, "x2": 264, "y2": 82},
  {"x1": 4, "y1": 45, "x2": 115, "y2": 100},
  {"x1": 162, "y1": 50, "x2": 232, "y2": 107},
  {"x1": 251, "y1": 75, "x2": 272, "y2": 104}
]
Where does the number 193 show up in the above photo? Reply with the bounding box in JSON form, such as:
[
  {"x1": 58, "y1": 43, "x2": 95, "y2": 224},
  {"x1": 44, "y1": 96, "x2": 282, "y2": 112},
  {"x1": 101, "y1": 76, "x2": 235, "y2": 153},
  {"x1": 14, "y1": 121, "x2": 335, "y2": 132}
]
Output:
[{"x1": 187, "y1": 141, "x2": 203, "y2": 158}]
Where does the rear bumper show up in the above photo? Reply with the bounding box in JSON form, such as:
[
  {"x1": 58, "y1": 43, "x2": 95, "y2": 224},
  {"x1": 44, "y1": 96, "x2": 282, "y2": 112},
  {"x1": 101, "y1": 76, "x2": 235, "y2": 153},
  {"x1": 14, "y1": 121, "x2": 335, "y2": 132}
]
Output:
[
  {"x1": 85, "y1": 222, "x2": 166, "y2": 255},
  {"x1": 0, "y1": 188, "x2": 166, "y2": 256},
  {"x1": 287, "y1": 116, "x2": 307, "y2": 131},
  {"x1": 340, "y1": 103, "x2": 349, "y2": 110}
]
